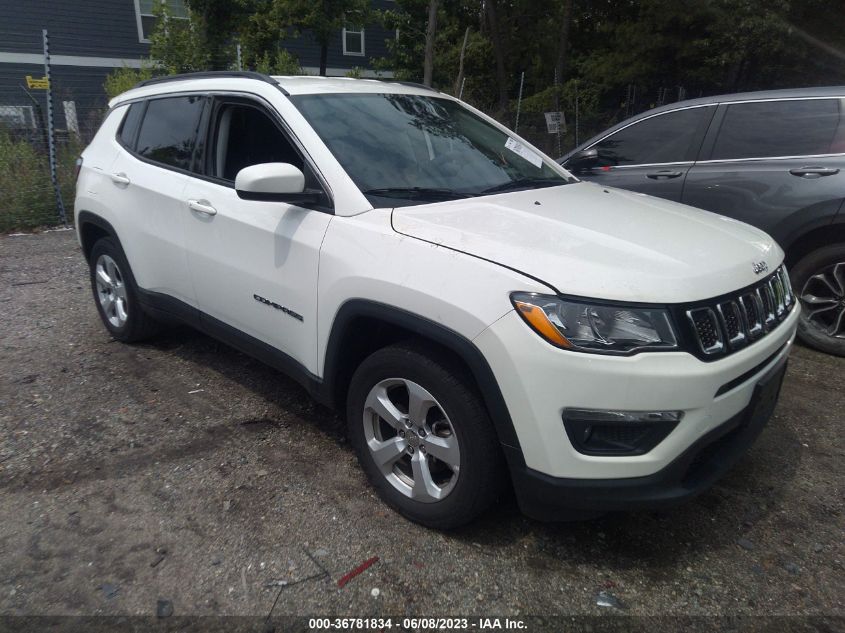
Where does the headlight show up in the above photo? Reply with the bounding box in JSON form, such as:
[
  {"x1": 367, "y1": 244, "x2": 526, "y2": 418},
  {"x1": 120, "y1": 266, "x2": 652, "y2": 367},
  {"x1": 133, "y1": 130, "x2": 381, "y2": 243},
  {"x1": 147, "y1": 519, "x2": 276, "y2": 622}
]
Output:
[{"x1": 510, "y1": 292, "x2": 678, "y2": 354}]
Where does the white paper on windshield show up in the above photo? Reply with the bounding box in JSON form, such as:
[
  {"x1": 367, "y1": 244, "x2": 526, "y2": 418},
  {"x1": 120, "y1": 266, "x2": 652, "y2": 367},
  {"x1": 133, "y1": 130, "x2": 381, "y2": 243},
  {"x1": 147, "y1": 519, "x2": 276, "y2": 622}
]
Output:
[{"x1": 504, "y1": 137, "x2": 543, "y2": 168}]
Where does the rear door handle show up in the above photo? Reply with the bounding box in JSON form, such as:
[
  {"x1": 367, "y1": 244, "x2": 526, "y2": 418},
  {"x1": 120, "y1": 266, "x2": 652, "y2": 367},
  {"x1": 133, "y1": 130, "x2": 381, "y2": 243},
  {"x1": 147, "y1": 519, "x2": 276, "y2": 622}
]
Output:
[
  {"x1": 646, "y1": 170, "x2": 683, "y2": 179},
  {"x1": 789, "y1": 167, "x2": 840, "y2": 178},
  {"x1": 187, "y1": 199, "x2": 217, "y2": 216},
  {"x1": 110, "y1": 172, "x2": 130, "y2": 185}
]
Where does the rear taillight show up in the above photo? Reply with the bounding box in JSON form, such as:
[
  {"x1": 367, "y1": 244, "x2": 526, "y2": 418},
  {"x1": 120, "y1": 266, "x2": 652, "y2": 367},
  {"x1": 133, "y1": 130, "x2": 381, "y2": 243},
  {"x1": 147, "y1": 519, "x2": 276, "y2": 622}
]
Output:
[{"x1": 75, "y1": 156, "x2": 83, "y2": 182}]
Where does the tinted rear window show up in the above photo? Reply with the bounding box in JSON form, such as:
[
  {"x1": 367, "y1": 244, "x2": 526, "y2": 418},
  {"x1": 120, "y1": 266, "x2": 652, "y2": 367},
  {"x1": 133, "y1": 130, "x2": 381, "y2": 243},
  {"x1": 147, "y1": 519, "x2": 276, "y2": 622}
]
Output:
[
  {"x1": 591, "y1": 106, "x2": 711, "y2": 166},
  {"x1": 712, "y1": 99, "x2": 841, "y2": 160},
  {"x1": 135, "y1": 96, "x2": 205, "y2": 170},
  {"x1": 118, "y1": 102, "x2": 144, "y2": 149}
]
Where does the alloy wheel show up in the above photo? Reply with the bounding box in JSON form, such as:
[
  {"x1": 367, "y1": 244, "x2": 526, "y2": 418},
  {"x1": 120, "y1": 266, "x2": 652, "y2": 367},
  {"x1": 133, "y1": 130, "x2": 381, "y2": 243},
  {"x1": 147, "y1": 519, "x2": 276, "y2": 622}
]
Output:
[
  {"x1": 800, "y1": 262, "x2": 845, "y2": 339},
  {"x1": 95, "y1": 254, "x2": 129, "y2": 328},
  {"x1": 362, "y1": 378, "x2": 461, "y2": 503}
]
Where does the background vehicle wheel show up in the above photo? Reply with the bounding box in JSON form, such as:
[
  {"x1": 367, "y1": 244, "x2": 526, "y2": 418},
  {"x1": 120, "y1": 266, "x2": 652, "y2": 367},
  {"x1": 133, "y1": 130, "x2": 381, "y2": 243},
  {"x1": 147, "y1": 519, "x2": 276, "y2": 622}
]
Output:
[
  {"x1": 347, "y1": 342, "x2": 504, "y2": 529},
  {"x1": 792, "y1": 243, "x2": 845, "y2": 357},
  {"x1": 89, "y1": 237, "x2": 160, "y2": 343}
]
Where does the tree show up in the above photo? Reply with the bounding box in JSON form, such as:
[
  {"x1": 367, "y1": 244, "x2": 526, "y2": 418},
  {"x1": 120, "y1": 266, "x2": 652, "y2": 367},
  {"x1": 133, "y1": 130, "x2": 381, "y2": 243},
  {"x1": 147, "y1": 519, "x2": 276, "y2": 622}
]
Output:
[
  {"x1": 554, "y1": 0, "x2": 572, "y2": 81},
  {"x1": 183, "y1": 0, "x2": 253, "y2": 70},
  {"x1": 148, "y1": 1, "x2": 209, "y2": 73},
  {"x1": 422, "y1": 0, "x2": 439, "y2": 87},
  {"x1": 254, "y1": 49, "x2": 303, "y2": 75},
  {"x1": 104, "y1": 65, "x2": 155, "y2": 100},
  {"x1": 246, "y1": 0, "x2": 372, "y2": 76},
  {"x1": 484, "y1": 0, "x2": 509, "y2": 112},
  {"x1": 373, "y1": 0, "x2": 429, "y2": 82}
]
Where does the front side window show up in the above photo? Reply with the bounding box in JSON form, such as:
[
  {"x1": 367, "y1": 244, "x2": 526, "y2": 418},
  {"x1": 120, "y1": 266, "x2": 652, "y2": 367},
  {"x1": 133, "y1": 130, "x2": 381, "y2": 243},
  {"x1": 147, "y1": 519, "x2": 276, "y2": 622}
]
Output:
[
  {"x1": 711, "y1": 99, "x2": 842, "y2": 160},
  {"x1": 135, "y1": 0, "x2": 188, "y2": 43},
  {"x1": 292, "y1": 93, "x2": 567, "y2": 204},
  {"x1": 591, "y1": 106, "x2": 711, "y2": 167},
  {"x1": 135, "y1": 96, "x2": 204, "y2": 171},
  {"x1": 210, "y1": 102, "x2": 304, "y2": 181}
]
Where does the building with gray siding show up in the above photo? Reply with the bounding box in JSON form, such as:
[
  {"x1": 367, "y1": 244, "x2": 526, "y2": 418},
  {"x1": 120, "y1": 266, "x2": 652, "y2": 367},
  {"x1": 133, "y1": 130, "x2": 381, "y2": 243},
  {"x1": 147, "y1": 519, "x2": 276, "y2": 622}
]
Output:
[{"x1": 0, "y1": 0, "x2": 395, "y2": 136}]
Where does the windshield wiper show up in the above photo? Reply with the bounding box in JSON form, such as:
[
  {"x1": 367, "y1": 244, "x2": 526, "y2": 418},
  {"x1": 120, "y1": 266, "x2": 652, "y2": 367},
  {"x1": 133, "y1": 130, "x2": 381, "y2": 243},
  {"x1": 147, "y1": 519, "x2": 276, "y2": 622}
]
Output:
[
  {"x1": 362, "y1": 187, "x2": 476, "y2": 200},
  {"x1": 479, "y1": 178, "x2": 567, "y2": 195}
]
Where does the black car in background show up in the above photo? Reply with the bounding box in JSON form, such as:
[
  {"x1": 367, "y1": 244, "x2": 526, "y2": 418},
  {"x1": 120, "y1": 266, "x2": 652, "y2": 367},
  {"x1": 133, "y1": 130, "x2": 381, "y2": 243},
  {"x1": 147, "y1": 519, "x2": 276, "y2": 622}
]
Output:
[{"x1": 560, "y1": 87, "x2": 845, "y2": 356}]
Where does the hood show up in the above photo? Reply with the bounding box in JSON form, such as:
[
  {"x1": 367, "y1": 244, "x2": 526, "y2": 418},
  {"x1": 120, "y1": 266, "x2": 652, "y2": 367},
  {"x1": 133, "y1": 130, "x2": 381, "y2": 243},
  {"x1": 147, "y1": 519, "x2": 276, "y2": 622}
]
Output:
[{"x1": 391, "y1": 182, "x2": 783, "y2": 304}]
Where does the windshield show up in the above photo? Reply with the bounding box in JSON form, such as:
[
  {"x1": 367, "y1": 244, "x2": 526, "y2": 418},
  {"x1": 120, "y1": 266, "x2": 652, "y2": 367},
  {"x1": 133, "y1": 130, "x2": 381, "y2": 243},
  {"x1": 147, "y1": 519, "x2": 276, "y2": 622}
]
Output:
[{"x1": 291, "y1": 93, "x2": 571, "y2": 205}]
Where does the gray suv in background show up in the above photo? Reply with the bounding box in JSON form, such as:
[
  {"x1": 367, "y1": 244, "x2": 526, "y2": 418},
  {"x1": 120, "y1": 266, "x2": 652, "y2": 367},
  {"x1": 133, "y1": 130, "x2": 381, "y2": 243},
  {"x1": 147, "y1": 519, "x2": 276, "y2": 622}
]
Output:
[{"x1": 560, "y1": 87, "x2": 845, "y2": 356}]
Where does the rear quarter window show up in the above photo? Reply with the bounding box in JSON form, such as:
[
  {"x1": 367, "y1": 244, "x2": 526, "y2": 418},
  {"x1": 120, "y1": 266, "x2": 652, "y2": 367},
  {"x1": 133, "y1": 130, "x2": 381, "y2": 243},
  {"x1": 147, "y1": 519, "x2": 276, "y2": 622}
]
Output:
[
  {"x1": 135, "y1": 95, "x2": 205, "y2": 171},
  {"x1": 117, "y1": 102, "x2": 145, "y2": 150},
  {"x1": 711, "y1": 99, "x2": 841, "y2": 160}
]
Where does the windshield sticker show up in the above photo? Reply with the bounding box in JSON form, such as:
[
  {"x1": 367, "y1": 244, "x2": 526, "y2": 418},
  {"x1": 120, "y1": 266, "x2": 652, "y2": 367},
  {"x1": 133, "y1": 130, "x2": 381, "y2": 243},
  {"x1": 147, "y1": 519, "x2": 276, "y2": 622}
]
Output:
[{"x1": 504, "y1": 137, "x2": 543, "y2": 168}]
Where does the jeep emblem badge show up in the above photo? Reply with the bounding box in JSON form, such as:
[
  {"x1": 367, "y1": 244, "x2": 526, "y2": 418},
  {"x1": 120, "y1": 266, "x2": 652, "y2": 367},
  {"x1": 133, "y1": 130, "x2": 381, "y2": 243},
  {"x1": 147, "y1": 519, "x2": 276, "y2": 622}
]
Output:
[{"x1": 752, "y1": 261, "x2": 768, "y2": 275}]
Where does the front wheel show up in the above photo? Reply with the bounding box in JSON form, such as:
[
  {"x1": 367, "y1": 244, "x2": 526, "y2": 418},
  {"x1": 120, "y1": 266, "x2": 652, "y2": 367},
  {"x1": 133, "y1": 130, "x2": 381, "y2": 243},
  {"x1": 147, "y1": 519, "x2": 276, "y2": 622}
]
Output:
[
  {"x1": 346, "y1": 343, "x2": 504, "y2": 529},
  {"x1": 792, "y1": 243, "x2": 845, "y2": 357},
  {"x1": 89, "y1": 237, "x2": 160, "y2": 343}
]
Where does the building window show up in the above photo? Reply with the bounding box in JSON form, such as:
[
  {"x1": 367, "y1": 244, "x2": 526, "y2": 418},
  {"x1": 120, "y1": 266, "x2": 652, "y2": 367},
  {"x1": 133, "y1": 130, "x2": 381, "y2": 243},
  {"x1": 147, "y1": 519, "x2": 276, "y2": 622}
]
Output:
[
  {"x1": 134, "y1": 0, "x2": 188, "y2": 43},
  {"x1": 343, "y1": 26, "x2": 365, "y2": 56},
  {"x1": 0, "y1": 105, "x2": 36, "y2": 128}
]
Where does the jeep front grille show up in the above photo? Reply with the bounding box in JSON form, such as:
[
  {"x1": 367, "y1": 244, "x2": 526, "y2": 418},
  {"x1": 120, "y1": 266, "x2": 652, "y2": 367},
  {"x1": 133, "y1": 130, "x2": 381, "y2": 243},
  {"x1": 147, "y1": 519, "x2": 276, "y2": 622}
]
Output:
[{"x1": 685, "y1": 266, "x2": 794, "y2": 357}]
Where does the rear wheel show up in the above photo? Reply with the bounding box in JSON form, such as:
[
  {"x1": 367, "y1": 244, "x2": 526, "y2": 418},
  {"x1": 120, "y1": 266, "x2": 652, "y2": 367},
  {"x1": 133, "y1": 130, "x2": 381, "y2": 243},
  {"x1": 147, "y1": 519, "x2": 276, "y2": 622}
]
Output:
[
  {"x1": 89, "y1": 237, "x2": 160, "y2": 343},
  {"x1": 346, "y1": 343, "x2": 504, "y2": 529},
  {"x1": 792, "y1": 243, "x2": 845, "y2": 357}
]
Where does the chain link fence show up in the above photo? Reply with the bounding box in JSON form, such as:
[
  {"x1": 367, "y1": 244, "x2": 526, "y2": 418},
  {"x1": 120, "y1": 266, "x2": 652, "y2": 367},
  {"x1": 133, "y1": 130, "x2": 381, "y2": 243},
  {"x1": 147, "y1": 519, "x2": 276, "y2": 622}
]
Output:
[{"x1": 0, "y1": 28, "x2": 109, "y2": 232}]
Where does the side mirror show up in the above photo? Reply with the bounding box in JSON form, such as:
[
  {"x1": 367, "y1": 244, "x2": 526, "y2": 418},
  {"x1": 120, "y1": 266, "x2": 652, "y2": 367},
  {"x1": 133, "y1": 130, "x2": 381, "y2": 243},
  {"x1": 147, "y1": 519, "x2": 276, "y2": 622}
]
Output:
[
  {"x1": 235, "y1": 162, "x2": 323, "y2": 205},
  {"x1": 565, "y1": 147, "x2": 599, "y2": 172}
]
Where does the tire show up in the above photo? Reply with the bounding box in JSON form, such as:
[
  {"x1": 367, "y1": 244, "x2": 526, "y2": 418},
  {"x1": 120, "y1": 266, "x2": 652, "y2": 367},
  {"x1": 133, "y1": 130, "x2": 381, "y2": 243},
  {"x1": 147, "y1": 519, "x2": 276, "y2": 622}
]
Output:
[
  {"x1": 89, "y1": 237, "x2": 160, "y2": 343},
  {"x1": 346, "y1": 342, "x2": 504, "y2": 529},
  {"x1": 791, "y1": 243, "x2": 845, "y2": 357}
]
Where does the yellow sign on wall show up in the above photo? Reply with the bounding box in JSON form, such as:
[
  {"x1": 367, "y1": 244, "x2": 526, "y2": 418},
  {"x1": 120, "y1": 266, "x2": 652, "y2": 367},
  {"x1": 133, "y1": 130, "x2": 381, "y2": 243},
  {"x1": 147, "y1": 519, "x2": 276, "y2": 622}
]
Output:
[{"x1": 26, "y1": 75, "x2": 50, "y2": 89}]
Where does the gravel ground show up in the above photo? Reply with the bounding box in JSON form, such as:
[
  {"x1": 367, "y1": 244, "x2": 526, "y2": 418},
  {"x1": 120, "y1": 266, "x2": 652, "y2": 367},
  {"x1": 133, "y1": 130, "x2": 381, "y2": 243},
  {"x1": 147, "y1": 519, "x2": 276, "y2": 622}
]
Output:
[{"x1": 0, "y1": 230, "x2": 843, "y2": 628}]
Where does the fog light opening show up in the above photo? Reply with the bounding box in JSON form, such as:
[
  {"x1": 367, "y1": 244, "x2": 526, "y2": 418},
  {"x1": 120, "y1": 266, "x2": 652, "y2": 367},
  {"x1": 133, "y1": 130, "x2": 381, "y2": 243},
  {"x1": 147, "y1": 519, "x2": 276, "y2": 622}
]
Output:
[{"x1": 563, "y1": 408, "x2": 683, "y2": 456}]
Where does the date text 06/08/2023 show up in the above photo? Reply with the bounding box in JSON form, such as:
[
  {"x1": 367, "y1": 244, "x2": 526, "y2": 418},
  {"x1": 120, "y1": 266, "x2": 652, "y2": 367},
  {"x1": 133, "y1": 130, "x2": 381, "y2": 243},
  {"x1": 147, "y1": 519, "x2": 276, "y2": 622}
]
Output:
[{"x1": 307, "y1": 617, "x2": 528, "y2": 630}]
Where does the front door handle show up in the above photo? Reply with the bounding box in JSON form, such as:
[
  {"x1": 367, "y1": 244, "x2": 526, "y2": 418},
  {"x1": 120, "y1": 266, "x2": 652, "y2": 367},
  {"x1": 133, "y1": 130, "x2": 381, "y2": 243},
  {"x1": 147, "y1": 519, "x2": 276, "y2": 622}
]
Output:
[
  {"x1": 187, "y1": 199, "x2": 218, "y2": 216},
  {"x1": 789, "y1": 167, "x2": 840, "y2": 178},
  {"x1": 110, "y1": 172, "x2": 130, "y2": 186},
  {"x1": 646, "y1": 170, "x2": 683, "y2": 179}
]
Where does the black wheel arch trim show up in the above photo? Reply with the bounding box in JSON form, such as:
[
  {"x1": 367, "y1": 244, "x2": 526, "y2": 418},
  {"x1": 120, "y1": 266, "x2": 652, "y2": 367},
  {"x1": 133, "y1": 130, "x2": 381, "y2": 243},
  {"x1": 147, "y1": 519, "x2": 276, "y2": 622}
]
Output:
[
  {"x1": 76, "y1": 212, "x2": 143, "y2": 294},
  {"x1": 774, "y1": 201, "x2": 845, "y2": 259},
  {"x1": 77, "y1": 211, "x2": 122, "y2": 252},
  {"x1": 321, "y1": 299, "x2": 524, "y2": 455}
]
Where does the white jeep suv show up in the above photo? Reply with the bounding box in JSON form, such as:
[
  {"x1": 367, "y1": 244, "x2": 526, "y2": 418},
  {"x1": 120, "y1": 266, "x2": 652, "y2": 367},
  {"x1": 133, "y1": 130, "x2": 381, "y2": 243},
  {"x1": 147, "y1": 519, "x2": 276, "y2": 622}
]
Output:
[{"x1": 75, "y1": 72, "x2": 800, "y2": 528}]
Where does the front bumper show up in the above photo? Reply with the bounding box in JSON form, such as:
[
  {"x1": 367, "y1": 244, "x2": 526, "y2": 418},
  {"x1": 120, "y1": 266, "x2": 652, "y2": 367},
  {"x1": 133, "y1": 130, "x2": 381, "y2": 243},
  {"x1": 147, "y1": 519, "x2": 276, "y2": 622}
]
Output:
[
  {"x1": 473, "y1": 302, "x2": 798, "y2": 518},
  {"x1": 506, "y1": 355, "x2": 787, "y2": 520}
]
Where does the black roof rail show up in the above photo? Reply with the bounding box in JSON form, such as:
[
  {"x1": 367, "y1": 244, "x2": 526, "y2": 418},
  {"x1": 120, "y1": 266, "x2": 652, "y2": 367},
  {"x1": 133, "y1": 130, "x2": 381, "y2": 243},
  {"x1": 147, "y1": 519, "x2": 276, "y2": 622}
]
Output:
[{"x1": 133, "y1": 71, "x2": 288, "y2": 95}]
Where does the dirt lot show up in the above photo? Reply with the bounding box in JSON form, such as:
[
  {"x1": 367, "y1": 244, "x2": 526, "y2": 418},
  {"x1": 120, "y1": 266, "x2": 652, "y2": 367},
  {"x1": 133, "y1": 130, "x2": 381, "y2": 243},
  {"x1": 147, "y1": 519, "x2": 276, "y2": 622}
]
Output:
[{"x1": 0, "y1": 230, "x2": 843, "y2": 628}]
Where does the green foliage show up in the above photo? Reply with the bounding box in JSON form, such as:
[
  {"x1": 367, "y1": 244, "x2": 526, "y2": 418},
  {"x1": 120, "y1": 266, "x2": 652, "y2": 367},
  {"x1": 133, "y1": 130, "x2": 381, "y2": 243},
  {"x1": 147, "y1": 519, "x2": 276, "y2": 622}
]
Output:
[
  {"x1": 242, "y1": 0, "x2": 372, "y2": 72},
  {"x1": 149, "y1": 1, "x2": 210, "y2": 73},
  {"x1": 0, "y1": 130, "x2": 57, "y2": 231},
  {"x1": 377, "y1": 0, "x2": 845, "y2": 151},
  {"x1": 183, "y1": 0, "x2": 253, "y2": 70},
  {"x1": 254, "y1": 49, "x2": 303, "y2": 75},
  {"x1": 374, "y1": 0, "x2": 427, "y2": 82},
  {"x1": 263, "y1": 0, "x2": 371, "y2": 45},
  {"x1": 0, "y1": 128, "x2": 88, "y2": 231},
  {"x1": 345, "y1": 66, "x2": 364, "y2": 79},
  {"x1": 104, "y1": 65, "x2": 155, "y2": 100},
  {"x1": 56, "y1": 136, "x2": 85, "y2": 220}
]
